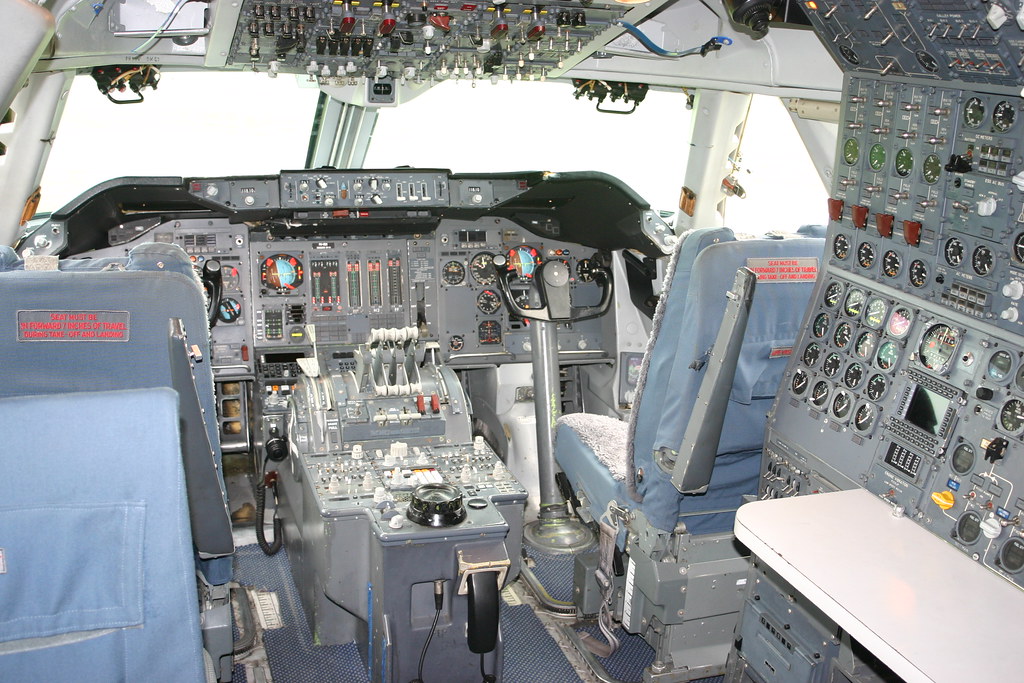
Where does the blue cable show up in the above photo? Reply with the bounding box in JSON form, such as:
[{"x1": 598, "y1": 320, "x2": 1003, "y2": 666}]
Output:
[{"x1": 614, "y1": 20, "x2": 732, "y2": 58}]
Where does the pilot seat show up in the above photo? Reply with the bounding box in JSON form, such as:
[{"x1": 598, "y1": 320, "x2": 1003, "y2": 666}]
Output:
[{"x1": 555, "y1": 227, "x2": 824, "y2": 679}]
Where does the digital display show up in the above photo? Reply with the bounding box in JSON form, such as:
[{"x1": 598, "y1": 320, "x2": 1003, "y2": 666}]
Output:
[
  {"x1": 904, "y1": 385, "x2": 950, "y2": 436},
  {"x1": 884, "y1": 442, "x2": 923, "y2": 478}
]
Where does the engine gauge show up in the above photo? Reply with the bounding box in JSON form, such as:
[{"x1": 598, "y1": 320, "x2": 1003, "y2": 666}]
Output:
[
  {"x1": 833, "y1": 234, "x2": 850, "y2": 260},
  {"x1": 909, "y1": 259, "x2": 928, "y2": 288},
  {"x1": 506, "y1": 245, "x2": 542, "y2": 281},
  {"x1": 854, "y1": 402, "x2": 876, "y2": 432},
  {"x1": 866, "y1": 373, "x2": 887, "y2": 401},
  {"x1": 993, "y1": 100, "x2": 1016, "y2": 132},
  {"x1": 810, "y1": 380, "x2": 831, "y2": 408},
  {"x1": 963, "y1": 97, "x2": 985, "y2": 129},
  {"x1": 919, "y1": 323, "x2": 960, "y2": 372},
  {"x1": 791, "y1": 369, "x2": 809, "y2": 396},
  {"x1": 477, "y1": 320, "x2": 502, "y2": 345},
  {"x1": 822, "y1": 352, "x2": 843, "y2": 378},
  {"x1": 1000, "y1": 398, "x2": 1024, "y2": 433},
  {"x1": 972, "y1": 245, "x2": 994, "y2": 276},
  {"x1": 576, "y1": 258, "x2": 598, "y2": 282},
  {"x1": 261, "y1": 253, "x2": 305, "y2": 292},
  {"x1": 442, "y1": 260, "x2": 466, "y2": 285},
  {"x1": 844, "y1": 288, "x2": 866, "y2": 317},
  {"x1": 956, "y1": 511, "x2": 982, "y2": 544},
  {"x1": 988, "y1": 350, "x2": 1014, "y2": 382},
  {"x1": 812, "y1": 312, "x2": 831, "y2": 338},
  {"x1": 944, "y1": 237, "x2": 964, "y2": 267},
  {"x1": 844, "y1": 362, "x2": 865, "y2": 389},
  {"x1": 824, "y1": 281, "x2": 844, "y2": 308},
  {"x1": 802, "y1": 342, "x2": 822, "y2": 367},
  {"x1": 476, "y1": 289, "x2": 502, "y2": 314},
  {"x1": 470, "y1": 252, "x2": 497, "y2": 285},
  {"x1": 831, "y1": 390, "x2": 853, "y2": 419},
  {"x1": 854, "y1": 331, "x2": 877, "y2": 360},
  {"x1": 886, "y1": 307, "x2": 913, "y2": 339},
  {"x1": 1014, "y1": 233, "x2": 1024, "y2": 263},
  {"x1": 857, "y1": 242, "x2": 876, "y2": 269},
  {"x1": 951, "y1": 443, "x2": 975, "y2": 475},
  {"x1": 843, "y1": 138, "x2": 860, "y2": 165},
  {"x1": 894, "y1": 148, "x2": 914, "y2": 177},
  {"x1": 833, "y1": 321, "x2": 853, "y2": 349},
  {"x1": 868, "y1": 143, "x2": 887, "y2": 171},
  {"x1": 876, "y1": 341, "x2": 900, "y2": 371},
  {"x1": 864, "y1": 297, "x2": 888, "y2": 329},
  {"x1": 882, "y1": 250, "x2": 902, "y2": 278},
  {"x1": 999, "y1": 537, "x2": 1024, "y2": 574},
  {"x1": 218, "y1": 298, "x2": 242, "y2": 323},
  {"x1": 922, "y1": 154, "x2": 942, "y2": 185},
  {"x1": 448, "y1": 335, "x2": 465, "y2": 352}
]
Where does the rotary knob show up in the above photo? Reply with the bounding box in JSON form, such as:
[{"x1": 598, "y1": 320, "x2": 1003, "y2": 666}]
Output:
[{"x1": 406, "y1": 483, "x2": 467, "y2": 527}]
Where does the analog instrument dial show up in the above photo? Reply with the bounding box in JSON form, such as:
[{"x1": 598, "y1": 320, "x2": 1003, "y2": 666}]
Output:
[
  {"x1": 894, "y1": 148, "x2": 914, "y2": 177},
  {"x1": 864, "y1": 297, "x2": 888, "y2": 329},
  {"x1": 922, "y1": 153, "x2": 942, "y2": 184},
  {"x1": 470, "y1": 252, "x2": 496, "y2": 285},
  {"x1": 822, "y1": 352, "x2": 843, "y2": 377},
  {"x1": 218, "y1": 298, "x2": 242, "y2": 323},
  {"x1": 993, "y1": 100, "x2": 1016, "y2": 132},
  {"x1": 477, "y1": 320, "x2": 502, "y2": 345},
  {"x1": 802, "y1": 342, "x2": 822, "y2": 367},
  {"x1": 956, "y1": 511, "x2": 982, "y2": 544},
  {"x1": 951, "y1": 443, "x2": 975, "y2": 475},
  {"x1": 831, "y1": 390, "x2": 853, "y2": 419},
  {"x1": 833, "y1": 321, "x2": 853, "y2": 349},
  {"x1": 909, "y1": 259, "x2": 928, "y2": 288},
  {"x1": 988, "y1": 350, "x2": 1014, "y2": 383},
  {"x1": 944, "y1": 237, "x2": 964, "y2": 267},
  {"x1": 876, "y1": 340, "x2": 900, "y2": 371},
  {"x1": 824, "y1": 281, "x2": 844, "y2": 308},
  {"x1": 843, "y1": 138, "x2": 860, "y2": 165},
  {"x1": 476, "y1": 289, "x2": 502, "y2": 314},
  {"x1": 576, "y1": 258, "x2": 598, "y2": 282},
  {"x1": 882, "y1": 250, "x2": 902, "y2": 278},
  {"x1": 506, "y1": 245, "x2": 542, "y2": 281},
  {"x1": 261, "y1": 253, "x2": 305, "y2": 291},
  {"x1": 844, "y1": 362, "x2": 865, "y2": 389},
  {"x1": 919, "y1": 323, "x2": 960, "y2": 372},
  {"x1": 791, "y1": 369, "x2": 809, "y2": 396},
  {"x1": 833, "y1": 234, "x2": 851, "y2": 260},
  {"x1": 844, "y1": 288, "x2": 866, "y2": 317},
  {"x1": 813, "y1": 312, "x2": 831, "y2": 338},
  {"x1": 442, "y1": 260, "x2": 466, "y2": 285},
  {"x1": 1000, "y1": 538, "x2": 1024, "y2": 574},
  {"x1": 1000, "y1": 398, "x2": 1024, "y2": 433},
  {"x1": 972, "y1": 245, "x2": 994, "y2": 276},
  {"x1": 857, "y1": 242, "x2": 876, "y2": 269},
  {"x1": 1014, "y1": 233, "x2": 1024, "y2": 263},
  {"x1": 810, "y1": 380, "x2": 830, "y2": 408},
  {"x1": 866, "y1": 373, "x2": 887, "y2": 400},
  {"x1": 963, "y1": 97, "x2": 985, "y2": 128},
  {"x1": 1016, "y1": 363, "x2": 1024, "y2": 392},
  {"x1": 854, "y1": 331, "x2": 877, "y2": 359},
  {"x1": 448, "y1": 335, "x2": 465, "y2": 352},
  {"x1": 854, "y1": 403, "x2": 876, "y2": 432},
  {"x1": 868, "y1": 143, "x2": 887, "y2": 171},
  {"x1": 887, "y1": 307, "x2": 913, "y2": 339}
]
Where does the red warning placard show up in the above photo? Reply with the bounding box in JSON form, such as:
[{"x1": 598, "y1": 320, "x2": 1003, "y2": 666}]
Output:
[
  {"x1": 17, "y1": 310, "x2": 130, "y2": 342},
  {"x1": 745, "y1": 257, "x2": 819, "y2": 282}
]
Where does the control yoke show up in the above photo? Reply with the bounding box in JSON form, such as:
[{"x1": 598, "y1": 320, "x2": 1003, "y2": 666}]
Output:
[{"x1": 491, "y1": 255, "x2": 613, "y2": 323}]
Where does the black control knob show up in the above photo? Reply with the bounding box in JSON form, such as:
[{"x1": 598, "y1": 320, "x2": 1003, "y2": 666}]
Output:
[
  {"x1": 945, "y1": 154, "x2": 973, "y2": 174},
  {"x1": 266, "y1": 425, "x2": 288, "y2": 462},
  {"x1": 407, "y1": 483, "x2": 467, "y2": 527},
  {"x1": 976, "y1": 387, "x2": 995, "y2": 401}
]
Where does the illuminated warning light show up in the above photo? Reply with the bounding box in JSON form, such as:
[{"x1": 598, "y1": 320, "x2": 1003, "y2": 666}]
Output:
[{"x1": 805, "y1": 1, "x2": 818, "y2": 8}]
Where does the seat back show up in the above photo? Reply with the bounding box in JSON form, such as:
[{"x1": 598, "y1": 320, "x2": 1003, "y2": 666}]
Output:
[
  {"x1": 629, "y1": 230, "x2": 823, "y2": 533},
  {"x1": 0, "y1": 243, "x2": 233, "y2": 580},
  {"x1": 0, "y1": 389, "x2": 206, "y2": 682}
]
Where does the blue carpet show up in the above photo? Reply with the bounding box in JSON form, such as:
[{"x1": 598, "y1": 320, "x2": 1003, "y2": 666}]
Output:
[{"x1": 525, "y1": 545, "x2": 577, "y2": 603}]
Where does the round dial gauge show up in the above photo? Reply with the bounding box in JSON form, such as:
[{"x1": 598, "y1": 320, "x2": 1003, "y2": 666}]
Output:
[
  {"x1": 843, "y1": 138, "x2": 860, "y2": 165},
  {"x1": 844, "y1": 362, "x2": 865, "y2": 389},
  {"x1": 864, "y1": 298, "x2": 888, "y2": 329},
  {"x1": 866, "y1": 373, "x2": 887, "y2": 401},
  {"x1": 477, "y1": 319, "x2": 502, "y2": 344},
  {"x1": 476, "y1": 289, "x2": 502, "y2": 314},
  {"x1": 442, "y1": 260, "x2": 466, "y2": 285},
  {"x1": 868, "y1": 143, "x2": 887, "y2": 171},
  {"x1": 576, "y1": 258, "x2": 598, "y2": 282},
  {"x1": 1015, "y1": 233, "x2": 1024, "y2": 263},
  {"x1": 999, "y1": 537, "x2": 1024, "y2": 574},
  {"x1": 260, "y1": 253, "x2": 305, "y2": 291},
  {"x1": 956, "y1": 511, "x2": 982, "y2": 544},
  {"x1": 810, "y1": 380, "x2": 831, "y2": 408},
  {"x1": 854, "y1": 331, "x2": 877, "y2": 359},
  {"x1": 988, "y1": 350, "x2": 1014, "y2": 383},
  {"x1": 832, "y1": 390, "x2": 853, "y2": 419},
  {"x1": 963, "y1": 97, "x2": 985, "y2": 129},
  {"x1": 506, "y1": 245, "x2": 542, "y2": 281},
  {"x1": 951, "y1": 443, "x2": 975, "y2": 475},
  {"x1": 909, "y1": 259, "x2": 928, "y2": 288},
  {"x1": 833, "y1": 234, "x2": 851, "y2": 260},
  {"x1": 791, "y1": 369, "x2": 809, "y2": 396},
  {"x1": 824, "y1": 281, "x2": 844, "y2": 308},
  {"x1": 833, "y1": 321, "x2": 853, "y2": 349},
  {"x1": 844, "y1": 288, "x2": 866, "y2": 317},
  {"x1": 218, "y1": 298, "x2": 242, "y2": 323},
  {"x1": 854, "y1": 403, "x2": 876, "y2": 432},
  {"x1": 972, "y1": 245, "x2": 994, "y2": 276},
  {"x1": 1016, "y1": 364, "x2": 1024, "y2": 392},
  {"x1": 887, "y1": 307, "x2": 914, "y2": 339},
  {"x1": 894, "y1": 148, "x2": 914, "y2": 177},
  {"x1": 1000, "y1": 398, "x2": 1024, "y2": 433},
  {"x1": 876, "y1": 340, "x2": 900, "y2": 371},
  {"x1": 802, "y1": 342, "x2": 822, "y2": 367},
  {"x1": 922, "y1": 153, "x2": 942, "y2": 184},
  {"x1": 993, "y1": 100, "x2": 1016, "y2": 133},
  {"x1": 944, "y1": 237, "x2": 965, "y2": 267},
  {"x1": 857, "y1": 242, "x2": 876, "y2": 269},
  {"x1": 882, "y1": 250, "x2": 902, "y2": 278},
  {"x1": 822, "y1": 352, "x2": 843, "y2": 378},
  {"x1": 813, "y1": 312, "x2": 831, "y2": 338},
  {"x1": 919, "y1": 324, "x2": 960, "y2": 372},
  {"x1": 448, "y1": 335, "x2": 465, "y2": 352},
  {"x1": 470, "y1": 252, "x2": 496, "y2": 285}
]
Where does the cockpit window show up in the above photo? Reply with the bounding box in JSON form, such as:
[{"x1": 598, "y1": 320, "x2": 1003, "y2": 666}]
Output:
[{"x1": 38, "y1": 72, "x2": 320, "y2": 214}]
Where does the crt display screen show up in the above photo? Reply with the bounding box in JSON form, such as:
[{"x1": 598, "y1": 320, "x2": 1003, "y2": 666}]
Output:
[{"x1": 905, "y1": 385, "x2": 950, "y2": 436}]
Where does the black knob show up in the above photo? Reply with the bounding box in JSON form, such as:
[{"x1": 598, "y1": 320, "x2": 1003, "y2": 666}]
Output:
[
  {"x1": 265, "y1": 425, "x2": 288, "y2": 462},
  {"x1": 976, "y1": 387, "x2": 995, "y2": 401},
  {"x1": 407, "y1": 483, "x2": 466, "y2": 527}
]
